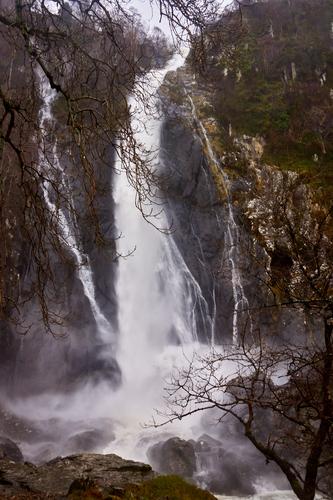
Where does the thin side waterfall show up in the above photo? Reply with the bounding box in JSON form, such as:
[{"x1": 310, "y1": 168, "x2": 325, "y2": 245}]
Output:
[
  {"x1": 187, "y1": 94, "x2": 252, "y2": 344},
  {"x1": 38, "y1": 73, "x2": 114, "y2": 345},
  {"x1": 189, "y1": 218, "x2": 217, "y2": 345},
  {"x1": 162, "y1": 236, "x2": 215, "y2": 344}
]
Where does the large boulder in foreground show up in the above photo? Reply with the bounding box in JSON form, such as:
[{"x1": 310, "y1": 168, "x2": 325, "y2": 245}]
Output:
[{"x1": 0, "y1": 453, "x2": 155, "y2": 498}]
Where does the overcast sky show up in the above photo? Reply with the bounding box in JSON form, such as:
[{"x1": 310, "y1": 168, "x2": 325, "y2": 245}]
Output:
[
  {"x1": 130, "y1": 0, "x2": 171, "y2": 35},
  {"x1": 129, "y1": 0, "x2": 232, "y2": 39}
]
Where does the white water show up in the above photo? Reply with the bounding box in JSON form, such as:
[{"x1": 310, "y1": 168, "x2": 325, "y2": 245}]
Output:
[
  {"x1": 110, "y1": 51, "x2": 217, "y2": 457},
  {"x1": 38, "y1": 73, "x2": 114, "y2": 346},
  {"x1": 7, "y1": 55, "x2": 216, "y2": 456},
  {"x1": 108, "y1": 55, "x2": 291, "y2": 500},
  {"x1": 187, "y1": 94, "x2": 252, "y2": 344},
  {"x1": 216, "y1": 493, "x2": 297, "y2": 500},
  {"x1": 9, "y1": 53, "x2": 218, "y2": 462}
]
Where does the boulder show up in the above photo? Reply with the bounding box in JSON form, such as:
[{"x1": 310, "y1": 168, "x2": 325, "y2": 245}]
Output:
[
  {"x1": 0, "y1": 453, "x2": 155, "y2": 498},
  {"x1": 0, "y1": 437, "x2": 23, "y2": 463},
  {"x1": 147, "y1": 436, "x2": 197, "y2": 478},
  {"x1": 65, "y1": 429, "x2": 114, "y2": 455}
]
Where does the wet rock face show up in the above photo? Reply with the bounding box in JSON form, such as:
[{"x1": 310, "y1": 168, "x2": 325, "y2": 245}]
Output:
[
  {"x1": 72, "y1": 145, "x2": 119, "y2": 328},
  {"x1": 160, "y1": 114, "x2": 235, "y2": 343},
  {"x1": 0, "y1": 404, "x2": 116, "y2": 465},
  {"x1": 159, "y1": 69, "x2": 276, "y2": 345},
  {"x1": 147, "y1": 434, "x2": 255, "y2": 496},
  {"x1": 0, "y1": 144, "x2": 120, "y2": 399},
  {"x1": 0, "y1": 453, "x2": 155, "y2": 498},
  {"x1": 0, "y1": 320, "x2": 121, "y2": 399},
  {"x1": 159, "y1": 68, "x2": 324, "y2": 346},
  {"x1": 147, "y1": 433, "x2": 256, "y2": 496},
  {"x1": 148, "y1": 437, "x2": 197, "y2": 478}
]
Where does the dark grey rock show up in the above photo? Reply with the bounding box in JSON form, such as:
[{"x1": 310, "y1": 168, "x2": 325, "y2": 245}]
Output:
[
  {"x1": 160, "y1": 114, "x2": 231, "y2": 343},
  {"x1": 0, "y1": 437, "x2": 23, "y2": 463},
  {"x1": 65, "y1": 429, "x2": 114, "y2": 455},
  {"x1": 0, "y1": 453, "x2": 155, "y2": 498},
  {"x1": 148, "y1": 436, "x2": 197, "y2": 478},
  {"x1": 0, "y1": 146, "x2": 120, "y2": 400}
]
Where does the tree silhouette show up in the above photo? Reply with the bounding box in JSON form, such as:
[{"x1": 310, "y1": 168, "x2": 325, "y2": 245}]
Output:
[{"x1": 158, "y1": 175, "x2": 333, "y2": 500}]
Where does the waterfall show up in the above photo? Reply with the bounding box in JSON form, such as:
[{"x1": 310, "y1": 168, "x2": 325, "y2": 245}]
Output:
[
  {"x1": 27, "y1": 54, "x2": 247, "y2": 451},
  {"x1": 108, "y1": 51, "x2": 216, "y2": 458},
  {"x1": 186, "y1": 94, "x2": 252, "y2": 344},
  {"x1": 7, "y1": 56, "x2": 213, "y2": 462},
  {"x1": 38, "y1": 73, "x2": 114, "y2": 346},
  {"x1": 114, "y1": 50, "x2": 217, "y2": 359},
  {"x1": 7, "y1": 52, "x2": 221, "y2": 464},
  {"x1": 4, "y1": 56, "x2": 298, "y2": 500}
]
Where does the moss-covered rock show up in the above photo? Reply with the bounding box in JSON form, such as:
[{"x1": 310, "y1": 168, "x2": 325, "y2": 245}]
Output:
[{"x1": 122, "y1": 475, "x2": 217, "y2": 500}]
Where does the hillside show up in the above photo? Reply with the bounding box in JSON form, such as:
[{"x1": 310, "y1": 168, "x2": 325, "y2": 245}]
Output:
[{"x1": 190, "y1": 0, "x2": 333, "y2": 198}]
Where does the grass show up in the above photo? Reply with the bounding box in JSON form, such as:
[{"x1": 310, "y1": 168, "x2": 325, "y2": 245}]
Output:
[{"x1": 262, "y1": 144, "x2": 333, "y2": 202}]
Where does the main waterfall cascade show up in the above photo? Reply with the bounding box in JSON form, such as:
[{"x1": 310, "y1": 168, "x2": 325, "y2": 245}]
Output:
[
  {"x1": 6, "y1": 52, "x2": 215, "y2": 458},
  {"x1": 110, "y1": 51, "x2": 217, "y2": 456},
  {"x1": 4, "y1": 54, "x2": 297, "y2": 499}
]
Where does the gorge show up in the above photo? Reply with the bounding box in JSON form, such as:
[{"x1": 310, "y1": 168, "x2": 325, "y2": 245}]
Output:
[{"x1": 0, "y1": 0, "x2": 332, "y2": 498}]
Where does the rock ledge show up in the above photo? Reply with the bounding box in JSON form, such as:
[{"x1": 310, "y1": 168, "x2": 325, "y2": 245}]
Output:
[{"x1": 0, "y1": 452, "x2": 155, "y2": 498}]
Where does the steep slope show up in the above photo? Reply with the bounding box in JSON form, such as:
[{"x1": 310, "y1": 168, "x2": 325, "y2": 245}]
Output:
[{"x1": 159, "y1": 0, "x2": 332, "y2": 343}]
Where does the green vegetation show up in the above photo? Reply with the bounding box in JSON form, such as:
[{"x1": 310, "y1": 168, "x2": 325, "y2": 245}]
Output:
[
  {"x1": 194, "y1": 0, "x2": 333, "y2": 198},
  {"x1": 217, "y1": 78, "x2": 290, "y2": 137},
  {"x1": 67, "y1": 475, "x2": 217, "y2": 500},
  {"x1": 263, "y1": 143, "x2": 333, "y2": 199},
  {"x1": 123, "y1": 475, "x2": 216, "y2": 500}
]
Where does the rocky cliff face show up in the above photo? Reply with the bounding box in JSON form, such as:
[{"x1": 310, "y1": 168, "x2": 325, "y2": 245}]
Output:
[
  {"x1": 0, "y1": 107, "x2": 120, "y2": 398},
  {"x1": 0, "y1": 452, "x2": 155, "y2": 498},
  {"x1": 159, "y1": 51, "x2": 330, "y2": 344},
  {"x1": 159, "y1": 76, "x2": 231, "y2": 342},
  {"x1": 159, "y1": 67, "x2": 266, "y2": 343}
]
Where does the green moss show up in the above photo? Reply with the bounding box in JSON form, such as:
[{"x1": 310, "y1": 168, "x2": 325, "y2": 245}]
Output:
[
  {"x1": 122, "y1": 475, "x2": 217, "y2": 500},
  {"x1": 67, "y1": 475, "x2": 217, "y2": 500},
  {"x1": 195, "y1": 0, "x2": 333, "y2": 202},
  {"x1": 263, "y1": 143, "x2": 333, "y2": 202},
  {"x1": 210, "y1": 161, "x2": 227, "y2": 202}
]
